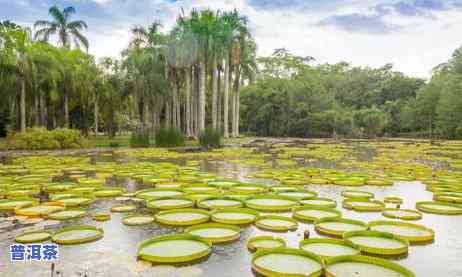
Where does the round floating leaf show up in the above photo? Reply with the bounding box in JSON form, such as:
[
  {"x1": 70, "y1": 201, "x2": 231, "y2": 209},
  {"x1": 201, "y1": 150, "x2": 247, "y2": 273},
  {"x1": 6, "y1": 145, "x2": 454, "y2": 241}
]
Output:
[
  {"x1": 111, "y1": 205, "x2": 137, "y2": 213},
  {"x1": 185, "y1": 223, "x2": 240, "y2": 243},
  {"x1": 382, "y1": 208, "x2": 422, "y2": 220},
  {"x1": 122, "y1": 214, "x2": 155, "y2": 226},
  {"x1": 342, "y1": 199, "x2": 385, "y2": 212},
  {"x1": 368, "y1": 220, "x2": 434, "y2": 244},
  {"x1": 252, "y1": 248, "x2": 323, "y2": 277},
  {"x1": 197, "y1": 197, "x2": 244, "y2": 210},
  {"x1": 52, "y1": 225, "x2": 104, "y2": 245},
  {"x1": 343, "y1": 230, "x2": 409, "y2": 256},
  {"x1": 15, "y1": 231, "x2": 51, "y2": 243},
  {"x1": 300, "y1": 197, "x2": 337, "y2": 208},
  {"x1": 137, "y1": 234, "x2": 212, "y2": 263},
  {"x1": 254, "y1": 215, "x2": 298, "y2": 232},
  {"x1": 341, "y1": 190, "x2": 374, "y2": 199},
  {"x1": 245, "y1": 195, "x2": 299, "y2": 212},
  {"x1": 147, "y1": 197, "x2": 194, "y2": 210},
  {"x1": 292, "y1": 207, "x2": 342, "y2": 222},
  {"x1": 155, "y1": 208, "x2": 210, "y2": 226},
  {"x1": 315, "y1": 218, "x2": 368, "y2": 237},
  {"x1": 325, "y1": 255, "x2": 415, "y2": 277},
  {"x1": 299, "y1": 238, "x2": 360, "y2": 258},
  {"x1": 210, "y1": 208, "x2": 259, "y2": 225},
  {"x1": 47, "y1": 209, "x2": 87, "y2": 220},
  {"x1": 416, "y1": 201, "x2": 462, "y2": 215},
  {"x1": 247, "y1": 236, "x2": 286, "y2": 252},
  {"x1": 15, "y1": 205, "x2": 65, "y2": 217}
]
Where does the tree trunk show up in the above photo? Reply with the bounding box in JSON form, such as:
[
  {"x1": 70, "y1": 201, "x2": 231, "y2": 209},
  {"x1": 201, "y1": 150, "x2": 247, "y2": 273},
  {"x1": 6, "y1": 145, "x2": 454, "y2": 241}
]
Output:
[
  {"x1": 185, "y1": 67, "x2": 192, "y2": 137},
  {"x1": 198, "y1": 61, "x2": 206, "y2": 132},
  {"x1": 20, "y1": 78, "x2": 26, "y2": 132},
  {"x1": 34, "y1": 94, "x2": 40, "y2": 127},
  {"x1": 172, "y1": 81, "x2": 178, "y2": 129},
  {"x1": 235, "y1": 69, "x2": 241, "y2": 137},
  {"x1": 138, "y1": 96, "x2": 145, "y2": 131},
  {"x1": 165, "y1": 100, "x2": 171, "y2": 129},
  {"x1": 211, "y1": 56, "x2": 218, "y2": 129},
  {"x1": 176, "y1": 81, "x2": 181, "y2": 130},
  {"x1": 217, "y1": 68, "x2": 222, "y2": 131},
  {"x1": 94, "y1": 95, "x2": 98, "y2": 136},
  {"x1": 223, "y1": 56, "x2": 230, "y2": 138},
  {"x1": 64, "y1": 90, "x2": 70, "y2": 128}
]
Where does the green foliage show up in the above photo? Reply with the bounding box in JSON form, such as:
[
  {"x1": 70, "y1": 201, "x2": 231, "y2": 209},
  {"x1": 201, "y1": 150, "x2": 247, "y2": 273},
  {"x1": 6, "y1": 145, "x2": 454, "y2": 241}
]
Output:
[
  {"x1": 155, "y1": 128, "x2": 185, "y2": 147},
  {"x1": 199, "y1": 128, "x2": 222, "y2": 149},
  {"x1": 130, "y1": 131, "x2": 151, "y2": 148},
  {"x1": 6, "y1": 128, "x2": 85, "y2": 150}
]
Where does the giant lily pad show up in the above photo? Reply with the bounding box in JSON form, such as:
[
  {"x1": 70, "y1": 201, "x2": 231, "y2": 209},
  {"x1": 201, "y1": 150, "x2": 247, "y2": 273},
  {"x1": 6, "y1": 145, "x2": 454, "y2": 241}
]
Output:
[
  {"x1": 251, "y1": 248, "x2": 323, "y2": 277},
  {"x1": 368, "y1": 220, "x2": 434, "y2": 244},
  {"x1": 343, "y1": 230, "x2": 409, "y2": 256},
  {"x1": 52, "y1": 225, "x2": 104, "y2": 245},
  {"x1": 299, "y1": 238, "x2": 360, "y2": 258},
  {"x1": 210, "y1": 208, "x2": 259, "y2": 225},
  {"x1": 255, "y1": 215, "x2": 298, "y2": 232},
  {"x1": 155, "y1": 208, "x2": 210, "y2": 226},
  {"x1": 137, "y1": 234, "x2": 212, "y2": 263},
  {"x1": 185, "y1": 223, "x2": 240, "y2": 243}
]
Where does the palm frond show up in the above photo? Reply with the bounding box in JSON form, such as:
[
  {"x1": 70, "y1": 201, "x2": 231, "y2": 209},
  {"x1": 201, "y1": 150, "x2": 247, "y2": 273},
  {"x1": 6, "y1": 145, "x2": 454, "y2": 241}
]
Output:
[
  {"x1": 71, "y1": 29, "x2": 89, "y2": 50},
  {"x1": 67, "y1": 20, "x2": 87, "y2": 31},
  {"x1": 48, "y1": 6, "x2": 66, "y2": 25}
]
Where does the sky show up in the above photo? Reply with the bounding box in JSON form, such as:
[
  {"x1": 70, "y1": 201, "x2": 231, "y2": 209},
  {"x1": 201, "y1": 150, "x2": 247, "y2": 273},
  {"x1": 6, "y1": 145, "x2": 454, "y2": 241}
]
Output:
[{"x1": 2, "y1": 0, "x2": 462, "y2": 78}]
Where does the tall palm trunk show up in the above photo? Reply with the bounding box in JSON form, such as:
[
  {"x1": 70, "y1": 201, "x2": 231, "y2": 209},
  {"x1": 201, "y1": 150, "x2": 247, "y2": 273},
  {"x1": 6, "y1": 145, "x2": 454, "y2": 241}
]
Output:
[
  {"x1": 176, "y1": 82, "x2": 181, "y2": 130},
  {"x1": 235, "y1": 78, "x2": 241, "y2": 137},
  {"x1": 34, "y1": 94, "x2": 40, "y2": 126},
  {"x1": 138, "y1": 96, "x2": 145, "y2": 131},
  {"x1": 94, "y1": 95, "x2": 98, "y2": 135},
  {"x1": 172, "y1": 81, "x2": 178, "y2": 129},
  {"x1": 223, "y1": 56, "x2": 230, "y2": 138},
  {"x1": 232, "y1": 66, "x2": 241, "y2": 137},
  {"x1": 217, "y1": 68, "x2": 222, "y2": 131},
  {"x1": 198, "y1": 61, "x2": 206, "y2": 132},
  {"x1": 64, "y1": 91, "x2": 69, "y2": 128},
  {"x1": 165, "y1": 100, "x2": 171, "y2": 128},
  {"x1": 211, "y1": 56, "x2": 218, "y2": 129},
  {"x1": 20, "y1": 78, "x2": 26, "y2": 132},
  {"x1": 185, "y1": 67, "x2": 192, "y2": 137}
]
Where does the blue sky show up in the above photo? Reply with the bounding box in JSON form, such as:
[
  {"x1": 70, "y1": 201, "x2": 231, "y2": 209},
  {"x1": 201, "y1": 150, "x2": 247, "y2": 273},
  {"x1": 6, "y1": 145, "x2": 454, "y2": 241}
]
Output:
[{"x1": 2, "y1": 0, "x2": 462, "y2": 78}]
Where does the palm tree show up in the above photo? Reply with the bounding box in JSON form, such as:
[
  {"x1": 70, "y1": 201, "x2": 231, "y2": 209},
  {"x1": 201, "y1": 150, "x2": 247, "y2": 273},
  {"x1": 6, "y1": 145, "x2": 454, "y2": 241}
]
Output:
[{"x1": 34, "y1": 6, "x2": 88, "y2": 50}]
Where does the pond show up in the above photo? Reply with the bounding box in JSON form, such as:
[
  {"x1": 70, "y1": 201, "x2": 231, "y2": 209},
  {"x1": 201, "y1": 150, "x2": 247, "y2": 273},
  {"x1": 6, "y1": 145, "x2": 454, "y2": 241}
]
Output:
[{"x1": 1, "y1": 139, "x2": 462, "y2": 277}]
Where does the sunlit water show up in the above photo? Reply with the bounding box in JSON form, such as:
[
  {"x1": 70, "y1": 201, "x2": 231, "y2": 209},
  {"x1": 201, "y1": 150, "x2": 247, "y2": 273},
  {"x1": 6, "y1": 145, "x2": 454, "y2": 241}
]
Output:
[{"x1": 0, "y1": 146, "x2": 462, "y2": 277}]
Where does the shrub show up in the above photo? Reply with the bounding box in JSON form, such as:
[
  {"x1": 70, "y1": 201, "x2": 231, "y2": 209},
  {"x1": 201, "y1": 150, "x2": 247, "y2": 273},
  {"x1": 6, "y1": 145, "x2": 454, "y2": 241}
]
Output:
[
  {"x1": 199, "y1": 127, "x2": 222, "y2": 149},
  {"x1": 109, "y1": 141, "x2": 121, "y2": 148},
  {"x1": 6, "y1": 128, "x2": 85, "y2": 150},
  {"x1": 155, "y1": 128, "x2": 185, "y2": 147},
  {"x1": 129, "y1": 131, "x2": 151, "y2": 148}
]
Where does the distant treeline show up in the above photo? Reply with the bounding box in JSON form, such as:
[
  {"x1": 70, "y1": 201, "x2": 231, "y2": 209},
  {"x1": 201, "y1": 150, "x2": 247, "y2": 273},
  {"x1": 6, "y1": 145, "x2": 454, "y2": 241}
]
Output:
[{"x1": 240, "y1": 48, "x2": 462, "y2": 139}]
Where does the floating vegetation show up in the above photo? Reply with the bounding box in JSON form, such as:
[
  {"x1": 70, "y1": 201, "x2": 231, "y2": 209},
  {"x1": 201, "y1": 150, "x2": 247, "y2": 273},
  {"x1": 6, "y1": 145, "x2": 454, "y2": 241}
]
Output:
[
  {"x1": 251, "y1": 248, "x2": 323, "y2": 277},
  {"x1": 325, "y1": 255, "x2": 415, "y2": 277},
  {"x1": 344, "y1": 230, "x2": 409, "y2": 256},
  {"x1": 416, "y1": 201, "x2": 462, "y2": 215},
  {"x1": 245, "y1": 195, "x2": 298, "y2": 212},
  {"x1": 254, "y1": 215, "x2": 298, "y2": 232},
  {"x1": 111, "y1": 205, "x2": 137, "y2": 213},
  {"x1": 368, "y1": 220, "x2": 435, "y2": 244},
  {"x1": 122, "y1": 215, "x2": 155, "y2": 226},
  {"x1": 382, "y1": 208, "x2": 422, "y2": 220},
  {"x1": 93, "y1": 212, "x2": 111, "y2": 221},
  {"x1": 155, "y1": 208, "x2": 210, "y2": 226},
  {"x1": 210, "y1": 208, "x2": 259, "y2": 225},
  {"x1": 292, "y1": 206, "x2": 342, "y2": 222},
  {"x1": 47, "y1": 209, "x2": 87, "y2": 220},
  {"x1": 315, "y1": 218, "x2": 368, "y2": 237},
  {"x1": 247, "y1": 236, "x2": 286, "y2": 252},
  {"x1": 52, "y1": 225, "x2": 104, "y2": 245},
  {"x1": 147, "y1": 197, "x2": 195, "y2": 210},
  {"x1": 137, "y1": 234, "x2": 212, "y2": 263},
  {"x1": 300, "y1": 197, "x2": 337, "y2": 208},
  {"x1": 185, "y1": 223, "x2": 240, "y2": 243},
  {"x1": 197, "y1": 197, "x2": 244, "y2": 210},
  {"x1": 15, "y1": 231, "x2": 51, "y2": 243},
  {"x1": 299, "y1": 238, "x2": 360, "y2": 258},
  {"x1": 15, "y1": 204, "x2": 65, "y2": 217},
  {"x1": 342, "y1": 199, "x2": 385, "y2": 212}
]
